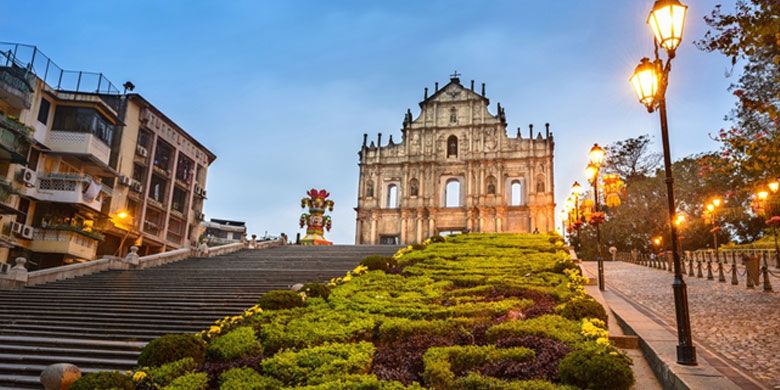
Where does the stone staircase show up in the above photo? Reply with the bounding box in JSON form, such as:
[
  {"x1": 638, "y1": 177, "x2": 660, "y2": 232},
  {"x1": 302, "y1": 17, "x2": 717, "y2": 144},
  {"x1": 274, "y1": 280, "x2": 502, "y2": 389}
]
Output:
[{"x1": 0, "y1": 245, "x2": 399, "y2": 389}]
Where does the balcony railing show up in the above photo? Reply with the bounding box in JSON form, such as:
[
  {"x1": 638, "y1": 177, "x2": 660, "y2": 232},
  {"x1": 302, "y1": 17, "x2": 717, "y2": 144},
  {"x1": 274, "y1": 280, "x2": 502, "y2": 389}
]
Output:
[
  {"x1": 46, "y1": 130, "x2": 111, "y2": 166},
  {"x1": 31, "y1": 173, "x2": 106, "y2": 212},
  {"x1": 30, "y1": 228, "x2": 99, "y2": 260},
  {"x1": 0, "y1": 64, "x2": 33, "y2": 109}
]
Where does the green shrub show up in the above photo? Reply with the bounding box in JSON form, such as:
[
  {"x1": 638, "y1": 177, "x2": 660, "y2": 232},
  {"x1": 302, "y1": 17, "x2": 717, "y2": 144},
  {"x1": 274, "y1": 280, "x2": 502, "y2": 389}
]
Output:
[
  {"x1": 556, "y1": 296, "x2": 608, "y2": 323},
  {"x1": 422, "y1": 345, "x2": 535, "y2": 389},
  {"x1": 207, "y1": 326, "x2": 263, "y2": 361},
  {"x1": 257, "y1": 308, "x2": 376, "y2": 352},
  {"x1": 485, "y1": 315, "x2": 583, "y2": 345},
  {"x1": 453, "y1": 374, "x2": 572, "y2": 390},
  {"x1": 138, "y1": 333, "x2": 206, "y2": 367},
  {"x1": 302, "y1": 282, "x2": 331, "y2": 299},
  {"x1": 261, "y1": 341, "x2": 375, "y2": 386},
  {"x1": 295, "y1": 374, "x2": 423, "y2": 389},
  {"x1": 146, "y1": 357, "x2": 198, "y2": 386},
  {"x1": 410, "y1": 243, "x2": 427, "y2": 250},
  {"x1": 69, "y1": 371, "x2": 134, "y2": 390},
  {"x1": 219, "y1": 367, "x2": 282, "y2": 390},
  {"x1": 360, "y1": 255, "x2": 398, "y2": 271},
  {"x1": 552, "y1": 258, "x2": 578, "y2": 274},
  {"x1": 558, "y1": 344, "x2": 634, "y2": 390},
  {"x1": 257, "y1": 289, "x2": 304, "y2": 310},
  {"x1": 428, "y1": 235, "x2": 446, "y2": 243},
  {"x1": 163, "y1": 372, "x2": 209, "y2": 390}
]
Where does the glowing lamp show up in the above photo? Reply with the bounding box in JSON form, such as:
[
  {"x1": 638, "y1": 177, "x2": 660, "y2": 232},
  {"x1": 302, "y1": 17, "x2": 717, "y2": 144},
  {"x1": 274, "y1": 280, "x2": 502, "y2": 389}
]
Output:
[
  {"x1": 630, "y1": 58, "x2": 660, "y2": 111},
  {"x1": 116, "y1": 210, "x2": 129, "y2": 220},
  {"x1": 571, "y1": 181, "x2": 583, "y2": 194},
  {"x1": 585, "y1": 163, "x2": 599, "y2": 184},
  {"x1": 653, "y1": 237, "x2": 662, "y2": 246},
  {"x1": 757, "y1": 190, "x2": 769, "y2": 201},
  {"x1": 648, "y1": 0, "x2": 688, "y2": 54},
  {"x1": 588, "y1": 144, "x2": 606, "y2": 167},
  {"x1": 706, "y1": 204, "x2": 715, "y2": 212},
  {"x1": 769, "y1": 181, "x2": 779, "y2": 193}
]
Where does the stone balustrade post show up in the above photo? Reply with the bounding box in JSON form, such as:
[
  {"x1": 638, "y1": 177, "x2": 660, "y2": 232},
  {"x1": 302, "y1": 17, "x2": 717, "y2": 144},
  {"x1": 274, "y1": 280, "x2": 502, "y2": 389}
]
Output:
[{"x1": 125, "y1": 246, "x2": 140, "y2": 267}]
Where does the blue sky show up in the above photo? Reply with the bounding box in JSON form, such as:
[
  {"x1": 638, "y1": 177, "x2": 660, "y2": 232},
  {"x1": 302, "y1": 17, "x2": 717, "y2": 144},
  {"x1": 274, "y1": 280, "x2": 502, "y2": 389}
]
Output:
[{"x1": 1, "y1": 1, "x2": 737, "y2": 243}]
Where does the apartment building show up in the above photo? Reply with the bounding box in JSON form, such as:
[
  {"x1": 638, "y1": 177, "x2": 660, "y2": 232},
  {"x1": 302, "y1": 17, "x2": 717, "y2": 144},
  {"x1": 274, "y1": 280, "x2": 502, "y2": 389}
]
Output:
[
  {"x1": 202, "y1": 218, "x2": 247, "y2": 246},
  {"x1": 0, "y1": 42, "x2": 215, "y2": 269}
]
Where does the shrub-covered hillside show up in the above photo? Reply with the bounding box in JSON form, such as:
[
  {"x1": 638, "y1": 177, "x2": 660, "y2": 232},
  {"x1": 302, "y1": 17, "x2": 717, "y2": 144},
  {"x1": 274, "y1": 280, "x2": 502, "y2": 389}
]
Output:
[{"x1": 71, "y1": 233, "x2": 634, "y2": 390}]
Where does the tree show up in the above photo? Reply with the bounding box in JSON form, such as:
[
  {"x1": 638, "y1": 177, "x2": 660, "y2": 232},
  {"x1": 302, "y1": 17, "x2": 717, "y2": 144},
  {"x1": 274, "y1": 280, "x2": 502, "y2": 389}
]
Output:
[
  {"x1": 697, "y1": 1, "x2": 780, "y2": 180},
  {"x1": 602, "y1": 135, "x2": 660, "y2": 180}
]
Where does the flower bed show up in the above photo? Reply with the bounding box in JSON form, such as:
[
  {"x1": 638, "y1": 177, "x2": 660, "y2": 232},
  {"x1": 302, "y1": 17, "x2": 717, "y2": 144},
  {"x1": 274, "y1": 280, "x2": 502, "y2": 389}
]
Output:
[{"x1": 72, "y1": 233, "x2": 634, "y2": 389}]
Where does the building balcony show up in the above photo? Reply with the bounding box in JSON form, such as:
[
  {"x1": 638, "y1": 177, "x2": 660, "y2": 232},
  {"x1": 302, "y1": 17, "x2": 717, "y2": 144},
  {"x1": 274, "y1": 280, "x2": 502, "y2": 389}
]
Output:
[
  {"x1": 0, "y1": 114, "x2": 32, "y2": 163},
  {"x1": 46, "y1": 130, "x2": 111, "y2": 167},
  {"x1": 29, "y1": 228, "x2": 99, "y2": 260},
  {"x1": 27, "y1": 173, "x2": 107, "y2": 212},
  {"x1": 0, "y1": 66, "x2": 33, "y2": 109}
]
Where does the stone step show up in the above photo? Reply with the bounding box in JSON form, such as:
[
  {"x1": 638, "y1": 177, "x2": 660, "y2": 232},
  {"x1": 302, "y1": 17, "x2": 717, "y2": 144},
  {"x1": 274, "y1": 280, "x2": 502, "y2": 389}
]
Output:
[
  {"x1": 0, "y1": 317, "x2": 211, "y2": 330},
  {"x1": 0, "y1": 373, "x2": 46, "y2": 389},
  {"x1": 0, "y1": 345, "x2": 139, "y2": 359},
  {"x1": 1, "y1": 323, "x2": 202, "y2": 336},
  {"x1": 0, "y1": 353, "x2": 136, "y2": 369}
]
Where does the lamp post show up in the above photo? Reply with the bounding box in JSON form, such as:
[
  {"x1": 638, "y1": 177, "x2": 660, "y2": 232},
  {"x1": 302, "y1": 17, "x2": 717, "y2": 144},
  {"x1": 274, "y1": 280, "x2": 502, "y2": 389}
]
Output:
[
  {"x1": 757, "y1": 183, "x2": 780, "y2": 267},
  {"x1": 572, "y1": 181, "x2": 583, "y2": 253},
  {"x1": 585, "y1": 144, "x2": 606, "y2": 291},
  {"x1": 704, "y1": 197, "x2": 722, "y2": 261},
  {"x1": 629, "y1": 0, "x2": 696, "y2": 366}
]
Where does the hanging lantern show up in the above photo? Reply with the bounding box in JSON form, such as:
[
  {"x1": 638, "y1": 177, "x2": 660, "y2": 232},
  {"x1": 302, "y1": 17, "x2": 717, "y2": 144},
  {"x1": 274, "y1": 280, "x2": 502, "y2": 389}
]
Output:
[
  {"x1": 605, "y1": 193, "x2": 622, "y2": 208},
  {"x1": 581, "y1": 199, "x2": 594, "y2": 222}
]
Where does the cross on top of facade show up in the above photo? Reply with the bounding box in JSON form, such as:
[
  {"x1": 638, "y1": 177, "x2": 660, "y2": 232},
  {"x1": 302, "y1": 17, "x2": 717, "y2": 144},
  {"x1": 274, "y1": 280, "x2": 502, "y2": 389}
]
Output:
[{"x1": 450, "y1": 70, "x2": 461, "y2": 79}]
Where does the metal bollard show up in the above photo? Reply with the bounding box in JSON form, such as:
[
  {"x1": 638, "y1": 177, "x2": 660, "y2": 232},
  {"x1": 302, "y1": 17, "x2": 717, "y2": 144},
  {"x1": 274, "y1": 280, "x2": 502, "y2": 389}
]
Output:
[
  {"x1": 731, "y1": 256, "x2": 739, "y2": 285},
  {"x1": 762, "y1": 253, "x2": 773, "y2": 293},
  {"x1": 697, "y1": 259, "x2": 704, "y2": 278},
  {"x1": 706, "y1": 253, "x2": 714, "y2": 280},
  {"x1": 688, "y1": 255, "x2": 694, "y2": 276},
  {"x1": 717, "y1": 259, "x2": 725, "y2": 282}
]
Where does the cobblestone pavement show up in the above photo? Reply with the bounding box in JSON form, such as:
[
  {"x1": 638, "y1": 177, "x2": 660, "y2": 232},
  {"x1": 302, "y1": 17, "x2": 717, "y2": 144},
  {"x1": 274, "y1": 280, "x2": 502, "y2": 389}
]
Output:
[{"x1": 595, "y1": 261, "x2": 780, "y2": 388}]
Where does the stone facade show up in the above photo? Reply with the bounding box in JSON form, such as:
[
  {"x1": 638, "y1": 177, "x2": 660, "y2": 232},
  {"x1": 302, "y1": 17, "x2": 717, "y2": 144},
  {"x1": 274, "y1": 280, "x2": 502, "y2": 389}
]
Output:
[{"x1": 355, "y1": 76, "x2": 555, "y2": 245}]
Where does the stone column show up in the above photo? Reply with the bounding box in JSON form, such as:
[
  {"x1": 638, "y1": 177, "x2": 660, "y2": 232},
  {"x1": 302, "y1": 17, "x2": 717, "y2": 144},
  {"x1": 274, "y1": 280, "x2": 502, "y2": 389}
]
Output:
[{"x1": 370, "y1": 215, "x2": 378, "y2": 245}]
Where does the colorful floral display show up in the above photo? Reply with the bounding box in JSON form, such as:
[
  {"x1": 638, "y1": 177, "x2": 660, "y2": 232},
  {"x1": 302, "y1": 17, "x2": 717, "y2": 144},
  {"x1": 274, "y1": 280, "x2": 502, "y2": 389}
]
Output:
[{"x1": 299, "y1": 188, "x2": 335, "y2": 245}]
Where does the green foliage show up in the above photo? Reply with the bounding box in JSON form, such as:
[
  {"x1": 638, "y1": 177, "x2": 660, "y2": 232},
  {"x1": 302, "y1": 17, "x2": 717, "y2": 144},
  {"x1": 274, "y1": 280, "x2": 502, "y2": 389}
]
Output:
[
  {"x1": 294, "y1": 374, "x2": 424, "y2": 389},
  {"x1": 261, "y1": 341, "x2": 375, "y2": 386},
  {"x1": 219, "y1": 367, "x2": 282, "y2": 390},
  {"x1": 485, "y1": 315, "x2": 584, "y2": 345},
  {"x1": 163, "y1": 372, "x2": 209, "y2": 390},
  {"x1": 254, "y1": 307, "x2": 376, "y2": 352},
  {"x1": 302, "y1": 282, "x2": 332, "y2": 299},
  {"x1": 428, "y1": 235, "x2": 446, "y2": 243},
  {"x1": 69, "y1": 371, "x2": 134, "y2": 390},
  {"x1": 454, "y1": 374, "x2": 575, "y2": 390},
  {"x1": 207, "y1": 326, "x2": 263, "y2": 361},
  {"x1": 422, "y1": 345, "x2": 535, "y2": 389},
  {"x1": 558, "y1": 344, "x2": 634, "y2": 390},
  {"x1": 555, "y1": 296, "x2": 608, "y2": 323},
  {"x1": 257, "y1": 289, "x2": 305, "y2": 310},
  {"x1": 360, "y1": 255, "x2": 398, "y2": 271},
  {"x1": 138, "y1": 333, "x2": 206, "y2": 367},
  {"x1": 146, "y1": 357, "x2": 198, "y2": 386}
]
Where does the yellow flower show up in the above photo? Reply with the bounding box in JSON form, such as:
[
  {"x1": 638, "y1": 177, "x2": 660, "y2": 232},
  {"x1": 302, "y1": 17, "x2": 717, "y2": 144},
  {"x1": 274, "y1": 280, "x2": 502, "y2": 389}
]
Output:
[
  {"x1": 596, "y1": 337, "x2": 611, "y2": 347},
  {"x1": 342, "y1": 274, "x2": 352, "y2": 282},
  {"x1": 208, "y1": 326, "x2": 221, "y2": 335},
  {"x1": 132, "y1": 371, "x2": 147, "y2": 382}
]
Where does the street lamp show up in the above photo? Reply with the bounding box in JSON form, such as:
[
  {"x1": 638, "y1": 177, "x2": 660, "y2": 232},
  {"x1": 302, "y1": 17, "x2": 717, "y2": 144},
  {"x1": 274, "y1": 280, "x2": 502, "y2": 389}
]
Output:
[
  {"x1": 571, "y1": 181, "x2": 584, "y2": 252},
  {"x1": 704, "y1": 198, "x2": 722, "y2": 262},
  {"x1": 586, "y1": 144, "x2": 606, "y2": 291},
  {"x1": 757, "y1": 183, "x2": 780, "y2": 267},
  {"x1": 629, "y1": 0, "x2": 696, "y2": 366}
]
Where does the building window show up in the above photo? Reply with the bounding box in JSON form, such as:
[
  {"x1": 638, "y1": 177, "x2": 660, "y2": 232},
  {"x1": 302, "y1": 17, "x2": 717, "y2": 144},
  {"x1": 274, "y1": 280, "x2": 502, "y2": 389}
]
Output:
[
  {"x1": 445, "y1": 179, "x2": 460, "y2": 207},
  {"x1": 409, "y1": 178, "x2": 419, "y2": 197},
  {"x1": 447, "y1": 135, "x2": 458, "y2": 158},
  {"x1": 52, "y1": 106, "x2": 115, "y2": 145},
  {"x1": 37, "y1": 98, "x2": 50, "y2": 125},
  {"x1": 176, "y1": 155, "x2": 194, "y2": 184},
  {"x1": 154, "y1": 140, "x2": 174, "y2": 172},
  {"x1": 149, "y1": 174, "x2": 167, "y2": 204},
  {"x1": 172, "y1": 187, "x2": 187, "y2": 213},
  {"x1": 486, "y1": 176, "x2": 496, "y2": 195},
  {"x1": 449, "y1": 107, "x2": 457, "y2": 123},
  {"x1": 386, "y1": 184, "x2": 398, "y2": 209},
  {"x1": 366, "y1": 180, "x2": 374, "y2": 198},
  {"x1": 510, "y1": 180, "x2": 523, "y2": 206}
]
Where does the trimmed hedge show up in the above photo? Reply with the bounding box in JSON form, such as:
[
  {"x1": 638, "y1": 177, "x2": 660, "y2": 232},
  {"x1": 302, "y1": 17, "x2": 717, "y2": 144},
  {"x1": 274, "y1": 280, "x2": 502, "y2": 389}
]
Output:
[
  {"x1": 558, "y1": 344, "x2": 635, "y2": 390},
  {"x1": 219, "y1": 367, "x2": 282, "y2": 390},
  {"x1": 138, "y1": 333, "x2": 206, "y2": 367},
  {"x1": 69, "y1": 371, "x2": 134, "y2": 390},
  {"x1": 555, "y1": 295, "x2": 608, "y2": 323},
  {"x1": 207, "y1": 326, "x2": 263, "y2": 361},
  {"x1": 257, "y1": 289, "x2": 305, "y2": 310},
  {"x1": 360, "y1": 255, "x2": 398, "y2": 271},
  {"x1": 260, "y1": 341, "x2": 375, "y2": 386}
]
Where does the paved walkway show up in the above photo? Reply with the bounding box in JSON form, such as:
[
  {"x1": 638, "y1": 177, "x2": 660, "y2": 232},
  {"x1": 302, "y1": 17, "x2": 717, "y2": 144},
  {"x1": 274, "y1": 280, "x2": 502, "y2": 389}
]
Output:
[{"x1": 589, "y1": 261, "x2": 780, "y2": 388}]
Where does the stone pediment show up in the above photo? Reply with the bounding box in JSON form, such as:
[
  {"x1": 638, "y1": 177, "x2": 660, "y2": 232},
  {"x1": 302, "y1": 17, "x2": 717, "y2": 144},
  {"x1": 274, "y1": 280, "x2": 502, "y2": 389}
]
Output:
[{"x1": 419, "y1": 77, "x2": 489, "y2": 108}]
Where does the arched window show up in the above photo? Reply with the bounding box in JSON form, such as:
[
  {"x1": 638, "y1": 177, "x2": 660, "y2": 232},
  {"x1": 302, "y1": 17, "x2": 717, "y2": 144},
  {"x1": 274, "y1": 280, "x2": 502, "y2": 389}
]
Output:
[
  {"x1": 486, "y1": 175, "x2": 497, "y2": 195},
  {"x1": 387, "y1": 184, "x2": 398, "y2": 208},
  {"x1": 536, "y1": 176, "x2": 545, "y2": 193},
  {"x1": 510, "y1": 180, "x2": 523, "y2": 206},
  {"x1": 409, "y1": 178, "x2": 419, "y2": 197},
  {"x1": 445, "y1": 179, "x2": 461, "y2": 207},
  {"x1": 366, "y1": 181, "x2": 374, "y2": 198},
  {"x1": 447, "y1": 135, "x2": 458, "y2": 158},
  {"x1": 449, "y1": 107, "x2": 457, "y2": 123}
]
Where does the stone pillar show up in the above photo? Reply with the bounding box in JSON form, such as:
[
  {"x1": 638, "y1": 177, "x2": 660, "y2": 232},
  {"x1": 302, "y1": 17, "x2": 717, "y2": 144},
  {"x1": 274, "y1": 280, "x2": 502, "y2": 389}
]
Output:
[
  {"x1": 125, "y1": 246, "x2": 140, "y2": 266},
  {"x1": 416, "y1": 217, "x2": 423, "y2": 243},
  {"x1": 370, "y1": 216, "x2": 378, "y2": 245},
  {"x1": 400, "y1": 215, "x2": 408, "y2": 244},
  {"x1": 1, "y1": 257, "x2": 29, "y2": 289}
]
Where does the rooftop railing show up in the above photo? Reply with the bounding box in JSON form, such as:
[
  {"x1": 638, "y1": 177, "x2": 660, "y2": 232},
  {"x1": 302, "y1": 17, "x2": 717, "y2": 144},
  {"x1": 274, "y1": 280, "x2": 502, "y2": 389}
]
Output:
[{"x1": 0, "y1": 42, "x2": 121, "y2": 96}]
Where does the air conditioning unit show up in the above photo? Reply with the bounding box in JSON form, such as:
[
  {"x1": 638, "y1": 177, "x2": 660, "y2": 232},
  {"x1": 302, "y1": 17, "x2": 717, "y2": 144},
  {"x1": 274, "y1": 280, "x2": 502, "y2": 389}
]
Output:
[
  {"x1": 20, "y1": 225, "x2": 34, "y2": 239},
  {"x1": 131, "y1": 182, "x2": 143, "y2": 193},
  {"x1": 11, "y1": 222, "x2": 23, "y2": 234},
  {"x1": 194, "y1": 211, "x2": 204, "y2": 221},
  {"x1": 136, "y1": 145, "x2": 148, "y2": 158},
  {"x1": 194, "y1": 184, "x2": 202, "y2": 195},
  {"x1": 119, "y1": 176, "x2": 132, "y2": 186},
  {"x1": 18, "y1": 167, "x2": 36, "y2": 187}
]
